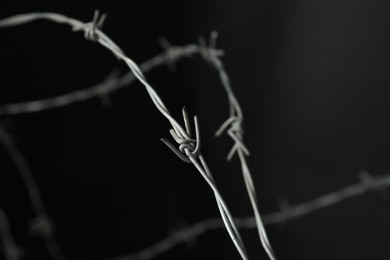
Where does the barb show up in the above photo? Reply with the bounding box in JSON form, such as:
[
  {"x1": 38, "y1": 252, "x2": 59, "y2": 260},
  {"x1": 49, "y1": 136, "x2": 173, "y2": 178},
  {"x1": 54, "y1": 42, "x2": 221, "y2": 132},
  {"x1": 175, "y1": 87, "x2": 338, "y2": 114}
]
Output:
[
  {"x1": 82, "y1": 9, "x2": 106, "y2": 41},
  {"x1": 158, "y1": 37, "x2": 177, "y2": 72},
  {"x1": 0, "y1": 126, "x2": 66, "y2": 260},
  {"x1": 0, "y1": 12, "x2": 249, "y2": 260},
  {"x1": 0, "y1": 208, "x2": 21, "y2": 260},
  {"x1": 107, "y1": 172, "x2": 390, "y2": 260},
  {"x1": 161, "y1": 107, "x2": 200, "y2": 163}
]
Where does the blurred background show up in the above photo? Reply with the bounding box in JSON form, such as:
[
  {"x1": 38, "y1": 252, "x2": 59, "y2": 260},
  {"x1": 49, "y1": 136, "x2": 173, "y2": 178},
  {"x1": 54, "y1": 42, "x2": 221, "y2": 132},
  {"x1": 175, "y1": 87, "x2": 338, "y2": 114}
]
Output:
[{"x1": 1, "y1": 0, "x2": 390, "y2": 259}]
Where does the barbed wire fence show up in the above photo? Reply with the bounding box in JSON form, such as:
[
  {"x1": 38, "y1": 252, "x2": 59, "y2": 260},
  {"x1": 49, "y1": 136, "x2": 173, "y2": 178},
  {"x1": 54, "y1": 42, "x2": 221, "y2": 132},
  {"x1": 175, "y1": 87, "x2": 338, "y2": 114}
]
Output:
[{"x1": 0, "y1": 10, "x2": 389, "y2": 260}]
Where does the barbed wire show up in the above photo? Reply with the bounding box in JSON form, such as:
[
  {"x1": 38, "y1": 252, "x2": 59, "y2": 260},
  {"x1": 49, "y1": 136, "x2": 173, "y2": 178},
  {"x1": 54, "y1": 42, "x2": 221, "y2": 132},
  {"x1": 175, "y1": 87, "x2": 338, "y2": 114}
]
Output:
[
  {"x1": 0, "y1": 208, "x2": 21, "y2": 260},
  {"x1": 0, "y1": 126, "x2": 66, "y2": 260},
  {"x1": 0, "y1": 17, "x2": 276, "y2": 260},
  {"x1": 0, "y1": 42, "x2": 220, "y2": 115},
  {"x1": 199, "y1": 32, "x2": 276, "y2": 260},
  {"x1": 3, "y1": 10, "x2": 388, "y2": 260},
  {"x1": 107, "y1": 171, "x2": 390, "y2": 260},
  {"x1": 0, "y1": 11, "x2": 250, "y2": 260}
]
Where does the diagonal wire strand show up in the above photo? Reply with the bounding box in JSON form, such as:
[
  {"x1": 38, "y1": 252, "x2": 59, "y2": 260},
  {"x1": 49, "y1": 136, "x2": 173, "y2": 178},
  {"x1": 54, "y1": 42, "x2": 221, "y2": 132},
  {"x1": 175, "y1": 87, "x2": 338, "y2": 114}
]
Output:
[
  {"x1": 0, "y1": 208, "x2": 21, "y2": 260},
  {"x1": 0, "y1": 44, "x2": 221, "y2": 116}
]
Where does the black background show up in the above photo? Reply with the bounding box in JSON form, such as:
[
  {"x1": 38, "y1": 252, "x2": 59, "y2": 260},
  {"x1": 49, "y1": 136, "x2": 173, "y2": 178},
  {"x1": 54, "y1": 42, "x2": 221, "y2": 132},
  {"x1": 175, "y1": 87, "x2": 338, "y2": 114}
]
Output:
[{"x1": 1, "y1": 0, "x2": 390, "y2": 259}]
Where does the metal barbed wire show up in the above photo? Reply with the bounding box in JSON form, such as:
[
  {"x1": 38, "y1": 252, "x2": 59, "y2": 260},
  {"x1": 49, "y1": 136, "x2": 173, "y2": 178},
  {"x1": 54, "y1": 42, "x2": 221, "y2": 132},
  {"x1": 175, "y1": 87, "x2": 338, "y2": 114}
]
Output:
[
  {"x1": 198, "y1": 32, "x2": 276, "y2": 260},
  {"x1": 0, "y1": 40, "x2": 223, "y2": 116},
  {"x1": 0, "y1": 21, "x2": 276, "y2": 260},
  {"x1": 0, "y1": 11, "x2": 250, "y2": 260},
  {"x1": 1, "y1": 10, "x2": 389, "y2": 260},
  {"x1": 159, "y1": 33, "x2": 275, "y2": 260},
  {"x1": 107, "y1": 171, "x2": 390, "y2": 260},
  {"x1": 0, "y1": 208, "x2": 21, "y2": 260},
  {"x1": 0, "y1": 126, "x2": 66, "y2": 260}
]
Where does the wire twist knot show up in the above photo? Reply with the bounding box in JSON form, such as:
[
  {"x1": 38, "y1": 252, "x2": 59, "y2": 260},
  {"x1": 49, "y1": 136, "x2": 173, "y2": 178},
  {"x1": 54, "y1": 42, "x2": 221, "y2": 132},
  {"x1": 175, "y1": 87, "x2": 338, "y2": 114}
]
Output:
[
  {"x1": 159, "y1": 38, "x2": 189, "y2": 71},
  {"x1": 215, "y1": 116, "x2": 250, "y2": 160},
  {"x1": 73, "y1": 9, "x2": 106, "y2": 42},
  {"x1": 198, "y1": 31, "x2": 225, "y2": 65},
  {"x1": 161, "y1": 107, "x2": 201, "y2": 163}
]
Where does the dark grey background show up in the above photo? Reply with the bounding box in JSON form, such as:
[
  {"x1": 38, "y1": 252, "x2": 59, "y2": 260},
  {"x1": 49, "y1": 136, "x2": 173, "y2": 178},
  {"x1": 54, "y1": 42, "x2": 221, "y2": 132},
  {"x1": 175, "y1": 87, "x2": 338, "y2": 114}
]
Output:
[{"x1": 1, "y1": 0, "x2": 390, "y2": 259}]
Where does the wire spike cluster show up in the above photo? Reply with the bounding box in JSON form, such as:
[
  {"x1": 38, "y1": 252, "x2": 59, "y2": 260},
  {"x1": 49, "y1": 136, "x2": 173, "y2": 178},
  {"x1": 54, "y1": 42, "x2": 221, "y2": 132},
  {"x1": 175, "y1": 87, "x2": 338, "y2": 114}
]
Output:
[
  {"x1": 215, "y1": 116, "x2": 250, "y2": 161},
  {"x1": 73, "y1": 9, "x2": 106, "y2": 42},
  {"x1": 198, "y1": 31, "x2": 223, "y2": 67},
  {"x1": 161, "y1": 107, "x2": 200, "y2": 163},
  {"x1": 158, "y1": 37, "x2": 178, "y2": 72}
]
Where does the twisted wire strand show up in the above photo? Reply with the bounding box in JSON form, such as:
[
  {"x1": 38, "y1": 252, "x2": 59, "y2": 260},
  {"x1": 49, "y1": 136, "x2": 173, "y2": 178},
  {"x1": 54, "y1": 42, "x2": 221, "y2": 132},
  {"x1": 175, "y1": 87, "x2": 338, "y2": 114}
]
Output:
[
  {"x1": 108, "y1": 171, "x2": 390, "y2": 260},
  {"x1": 161, "y1": 108, "x2": 248, "y2": 260},
  {"x1": 0, "y1": 208, "x2": 21, "y2": 260},
  {"x1": 201, "y1": 32, "x2": 276, "y2": 259},
  {"x1": 0, "y1": 12, "x2": 249, "y2": 260},
  {"x1": 0, "y1": 45, "x2": 221, "y2": 116}
]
